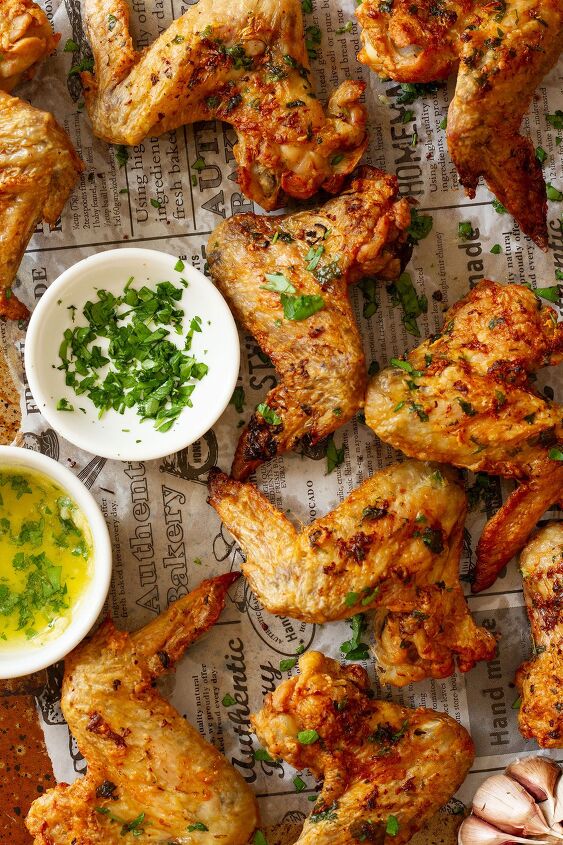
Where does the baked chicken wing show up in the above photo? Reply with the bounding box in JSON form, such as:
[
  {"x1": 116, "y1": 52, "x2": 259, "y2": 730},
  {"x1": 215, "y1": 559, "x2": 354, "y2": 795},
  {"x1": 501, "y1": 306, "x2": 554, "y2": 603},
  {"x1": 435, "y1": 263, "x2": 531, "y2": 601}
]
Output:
[
  {"x1": 208, "y1": 461, "x2": 496, "y2": 684},
  {"x1": 356, "y1": 0, "x2": 562, "y2": 249},
  {"x1": 0, "y1": 89, "x2": 83, "y2": 319},
  {"x1": 207, "y1": 166, "x2": 411, "y2": 480},
  {"x1": 80, "y1": 0, "x2": 367, "y2": 210},
  {"x1": 251, "y1": 650, "x2": 475, "y2": 844},
  {"x1": 0, "y1": 0, "x2": 58, "y2": 92},
  {"x1": 515, "y1": 522, "x2": 563, "y2": 748},
  {"x1": 25, "y1": 573, "x2": 260, "y2": 845},
  {"x1": 365, "y1": 280, "x2": 563, "y2": 593}
]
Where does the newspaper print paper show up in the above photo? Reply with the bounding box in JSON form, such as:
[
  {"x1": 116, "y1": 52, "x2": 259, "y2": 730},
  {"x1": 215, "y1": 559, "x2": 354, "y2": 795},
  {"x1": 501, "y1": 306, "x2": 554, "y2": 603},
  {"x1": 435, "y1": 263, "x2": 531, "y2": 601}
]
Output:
[{"x1": 5, "y1": 0, "x2": 563, "y2": 834}]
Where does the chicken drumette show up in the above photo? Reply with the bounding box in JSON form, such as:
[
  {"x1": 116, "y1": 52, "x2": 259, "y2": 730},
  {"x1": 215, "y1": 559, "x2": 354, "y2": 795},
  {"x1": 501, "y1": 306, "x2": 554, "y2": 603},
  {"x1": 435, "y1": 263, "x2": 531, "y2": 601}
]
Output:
[
  {"x1": 252, "y1": 651, "x2": 475, "y2": 844},
  {"x1": 356, "y1": 0, "x2": 562, "y2": 249},
  {"x1": 26, "y1": 574, "x2": 259, "y2": 845},
  {"x1": 365, "y1": 280, "x2": 563, "y2": 593},
  {"x1": 207, "y1": 166, "x2": 411, "y2": 480},
  {"x1": 0, "y1": 0, "x2": 83, "y2": 319},
  {"x1": 515, "y1": 522, "x2": 563, "y2": 748},
  {"x1": 81, "y1": 0, "x2": 368, "y2": 210},
  {"x1": 208, "y1": 461, "x2": 496, "y2": 684}
]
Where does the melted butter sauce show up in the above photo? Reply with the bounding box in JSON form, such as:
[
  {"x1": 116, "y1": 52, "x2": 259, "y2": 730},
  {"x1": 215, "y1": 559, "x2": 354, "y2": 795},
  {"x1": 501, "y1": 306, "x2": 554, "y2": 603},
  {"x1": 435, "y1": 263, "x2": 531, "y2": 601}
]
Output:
[{"x1": 0, "y1": 468, "x2": 92, "y2": 650}]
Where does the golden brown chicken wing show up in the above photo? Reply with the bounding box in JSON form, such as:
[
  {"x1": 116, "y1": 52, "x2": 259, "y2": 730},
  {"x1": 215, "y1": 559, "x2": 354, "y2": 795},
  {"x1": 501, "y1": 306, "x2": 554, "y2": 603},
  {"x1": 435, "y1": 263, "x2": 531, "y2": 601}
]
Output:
[
  {"x1": 208, "y1": 461, "x2": 496, "y2": 684},
  {"x1": 365, "y1": 280, "x2": 563, "y2": 593},
  {"x1": 515, "y1": 522, "x2": 563, "y2": 748},
  {"x1": 207, "y1": 166, "x2": 411, "y2": 480},
  {"x1": 80, "y1": 0, "x2": 368, "y2": 210},
  {"x1": 0, "y1": 0, "x2": 58, "y2": 92},
  {"x1": 0, "y1": 89, "x2": 84, "y2": 319},
  {"x1": 356, "y1": 0, "x2": 562, "y2": 249},
  {"x1": 251, "y1": 650, "x2": 475, "y2": 844},
  {"x1": 25, "y1": 573, "x2": 260, "y2": 845}
]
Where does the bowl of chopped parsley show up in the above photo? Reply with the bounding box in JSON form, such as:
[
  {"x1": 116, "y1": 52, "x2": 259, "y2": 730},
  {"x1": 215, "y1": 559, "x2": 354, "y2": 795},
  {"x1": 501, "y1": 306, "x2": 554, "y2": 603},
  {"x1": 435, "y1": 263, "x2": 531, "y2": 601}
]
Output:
[
  {"x1": 25, "y1": 248, "x2": 240, "y2": 461},
  {"x1": 0, "y1": 445, "x2": 111, "y2": 679}
]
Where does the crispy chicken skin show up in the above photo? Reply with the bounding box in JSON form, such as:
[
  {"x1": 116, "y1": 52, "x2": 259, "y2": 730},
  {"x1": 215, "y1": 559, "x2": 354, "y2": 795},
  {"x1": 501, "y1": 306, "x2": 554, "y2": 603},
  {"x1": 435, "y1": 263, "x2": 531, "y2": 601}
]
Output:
[
  {"x1": 208, "y1": 462, "x2": 496, "y2": 684},
  {"x1": 25, "y1": 574, "x2": 260, "y2": 845},
  {"x1": 356, "y1": 0, "x2": 562, "y2": 249},
  {"x1": 207, "y1": 167, "x2": 411, "y2": 480},
  {"x1": 0, "y1": 0, "x2": 59, "y2": 93},
  {"x1": 251, "y1": 651, "x2": 475, "y2": 844},
  {"x1": 0, "y1": 89, "x2": 84, "y2": 320},
  {"x1": 365, "y1": 280, "x2": 563, "y2": 593},
  {"x1": 80, "y1": 0, "x2": 367, "y2": 210},
  {"x1": 515, "y1": 522, "x2": 563, "y2": 748}
]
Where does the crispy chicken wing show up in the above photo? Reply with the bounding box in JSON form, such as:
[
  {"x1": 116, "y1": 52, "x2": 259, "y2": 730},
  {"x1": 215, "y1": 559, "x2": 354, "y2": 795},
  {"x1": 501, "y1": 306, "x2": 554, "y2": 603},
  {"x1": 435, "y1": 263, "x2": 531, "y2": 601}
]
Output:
[
  {"x1": 208, "y1": 461, "x2": 496, "y2": 684},
  {"x1": 0, "y1": 0, "x2": 58, "y2": 92},
  {"x1": 0, "y1": 89, "x2": 84, "y2": 319},
  {"x1": 25, "y1": 573, "x2": 260, "y2": 845},
  {"x1": 356, "y1": 0, "x2": 562, "y2": 249},
  {"x1": 207, "y1": 167, "x2": 411, "y2": 480},
  {"x1": 251, "y1": 651, "x2": 475, "y2": 844},
  {"x1": 80, "y1": 0, "x2": 367, "y2": 210},
  {"x1": 365, "y1": 280, "x2": 563, "y2": 592},
  {"x1": 515, "y1": 522, "x2": 563, "y2": 747}
]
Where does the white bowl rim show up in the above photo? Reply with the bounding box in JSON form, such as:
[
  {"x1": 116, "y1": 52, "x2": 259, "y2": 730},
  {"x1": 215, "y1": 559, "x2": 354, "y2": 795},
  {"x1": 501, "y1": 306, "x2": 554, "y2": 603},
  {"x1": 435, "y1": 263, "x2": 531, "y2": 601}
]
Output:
[
  {"x1": 0, "y1": 446, "x2": 112, "y2": 679},
  {"x1": 24, "y1": 247, "x2": 240, "y2": 462}
]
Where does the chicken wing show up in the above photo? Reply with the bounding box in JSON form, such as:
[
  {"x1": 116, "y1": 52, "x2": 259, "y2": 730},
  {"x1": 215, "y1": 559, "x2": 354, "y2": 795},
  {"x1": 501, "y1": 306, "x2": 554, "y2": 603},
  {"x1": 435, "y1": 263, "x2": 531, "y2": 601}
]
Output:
[
  {"x1": 80, "y1": 0, "x2": 368, "y2": 210},
  {"x1": 515, "y1": 522, "x2": 563, "y2": 748},
  {"x1": 0, "y1": 0, "x2": 58, "y2": 93},
  {"x1": 356, "y1": 0, "x2": 562, "y2": 249},
  {"x1": 208, "y1": 461, "x2": 496, "y2": 683},
  {"x1": 251, "y1": 650, "x2": 475, "y2": 844},
  {"x1": 365, "y1": 280, "x2": 563, "y2": 592},
  {"x1": 0, "y1": 89, "x2": 84, "y2": 319},
  {"x1": 207, "y1": 166, "x2": 411, "y2": 480},
  {"x1": 25, "y1": 573, "x2": 260, "y2": 845}
]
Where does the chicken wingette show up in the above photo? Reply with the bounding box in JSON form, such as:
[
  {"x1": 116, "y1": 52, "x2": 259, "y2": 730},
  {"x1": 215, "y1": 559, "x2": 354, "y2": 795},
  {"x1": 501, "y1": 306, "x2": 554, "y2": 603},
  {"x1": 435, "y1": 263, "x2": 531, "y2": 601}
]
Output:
[
  {"x1": 515, "y1": 522, "x2": 563, "y2": 748},
  {"x1": 365, "y1": 280, "x2": 563, "y2": 593},
  {"x1": 25, "y1": 574, "x2": 260, "y2": 845},
  {"x1": 207, "y1": 166, "x2": 411, "y2": 480},
  {"x1": 356, "y1": 0, "x2": 562, "y2": 249},
  {"x1": 0, "y1": 0, "x2": 83, "y2": 320},
  {"x1": 208, "y1": 461, "x2": 496, "y2": 684},
  {"x1": 252, "y1": 651, "x2": 475, "y2": 844},
  {"x1": 81, "y1": 0, "x2": 368, "y2": 210}
]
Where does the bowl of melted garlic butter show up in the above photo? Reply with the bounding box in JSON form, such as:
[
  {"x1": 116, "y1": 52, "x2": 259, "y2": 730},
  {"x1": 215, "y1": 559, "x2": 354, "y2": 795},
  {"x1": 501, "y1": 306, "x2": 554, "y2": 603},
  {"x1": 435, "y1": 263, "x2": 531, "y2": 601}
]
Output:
[{"x1": 0, "y1": 446, "x2": 111, "y2": 679}]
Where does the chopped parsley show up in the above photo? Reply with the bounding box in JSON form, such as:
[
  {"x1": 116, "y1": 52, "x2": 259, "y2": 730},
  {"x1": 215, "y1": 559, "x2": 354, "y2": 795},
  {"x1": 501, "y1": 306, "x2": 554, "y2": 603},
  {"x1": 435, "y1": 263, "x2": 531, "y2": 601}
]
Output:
[
  {"x1": 280, "y1": 657, "x2": 297, "y2": 671},
  {"x1": 490, "y1": 244, "x2": 502, "y2": 254},
  {"x1": 261, "y1": 272, "x2": 296, "y2": 294},
  {"x1": 281, "y1": 293, "x2": 325, "y2": 321},
  {"x1": 549, "y1": 448, "x2": 563, "y2": 461},
  {"x1": 458, "y1": 221, "x2": 475, "y2": 240},
  {"x1": 396, "y1": 82, "x2": 440, "y2": 105},
  {"x1": 457, "y1": 398, "x2": 477, "y2": 416},
  {"x1": 63, "y1": 39, "x2": 79, "y2": 52},
  {"x1": 408, "y1": 209, "x2": 433, "y2": 242},
  {"x1": 230, "y1": 386, "x2": 245, "y2": 413},
  {"x1": 536, "y1": 146, "x2": 547, "y2": 164},
  {"x1": 386, "y1": 815, "x2": 400, "y2": 836},
  {"x1": 535, "y1": 285, "x2": 561, "y2": 304},
  {"x1": 297, "y1": 729, "x2": 319, "y2": 744},
  {"x1": 187, "y1": 822, "x2": 208, "y2": 832},
  {"x1": 222, "y1": 693, "x2": 236, "y2": 707},
  {"x1": 386, "y1": 273, "x2": 427, "y2": 336},
  {"x1": 340, "y1": 613, "x2": 369, "y2": 661},
  {"x1": 253, "y1": 833, "x2": 269, "y2": 845},
  {"x1": 95, "y1": 808, "x2": 146, "y2": 836},
  {"x1": 115, "y1": 146, "x2": 129, "y2": 168},
  {"x1": 547, "y1": 110, "x2": 563, "y2": 130},
  {"x1": 492, "y1": 198, "x2": 506, "y2": 214},
  {"x1": 293, "y1": 775, "x2": 307, "y2": 791},
  {"x1": 359, "y1": 278, "x2": 378, "y2": 319},
  {"x1": 310, "y1": 802, "x2": 338, "y2": 823},
  {"x1": 256, "y1": 403, "x2": 282, "y2": 426},
  {"x1": 421, "y1": 526, "x2": 444, "y2": 554},
  {"x1": 326, "y1": 435, "x2": 345, "y2": 474},
  {"x1": 336, "y1": 21, "x2": 353, "y2": 33},
  {"x1": 547, "y1": 183, "x2": 563, "y2": 202},
  {"x1": 254, "y1": 748, "x2": 275, "y2": 762}
]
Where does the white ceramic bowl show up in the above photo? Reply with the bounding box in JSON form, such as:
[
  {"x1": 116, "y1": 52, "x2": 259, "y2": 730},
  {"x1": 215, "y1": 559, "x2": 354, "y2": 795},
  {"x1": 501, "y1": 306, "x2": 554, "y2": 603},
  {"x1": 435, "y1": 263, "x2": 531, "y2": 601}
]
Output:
[
  {"x1": 0, "y1": 446, "x2": 111, "y2": 680},
  {"x1": 25, "y1": 248, "x2": 240, "y2": 462}
]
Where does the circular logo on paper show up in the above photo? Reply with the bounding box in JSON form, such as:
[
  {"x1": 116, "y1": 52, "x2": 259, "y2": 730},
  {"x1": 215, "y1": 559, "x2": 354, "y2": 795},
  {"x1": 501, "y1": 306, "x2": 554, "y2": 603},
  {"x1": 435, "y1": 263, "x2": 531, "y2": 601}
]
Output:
[
  {"x1": 160, "y1": 430, "x2": 218, "y2": 484},
  {"x1": 22, "y1": 428, "x2": 60, "y2": 460},
  {"x1": 244, "y1": 581, "x2": 315, "y2": 656}
]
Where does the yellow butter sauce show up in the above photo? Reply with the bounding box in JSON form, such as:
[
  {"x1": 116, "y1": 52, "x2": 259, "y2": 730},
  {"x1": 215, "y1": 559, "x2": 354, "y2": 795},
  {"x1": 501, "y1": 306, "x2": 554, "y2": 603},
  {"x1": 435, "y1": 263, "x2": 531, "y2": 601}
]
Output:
[{"x1": 0, "y1": 467, "x2": 92, "y2": 649}]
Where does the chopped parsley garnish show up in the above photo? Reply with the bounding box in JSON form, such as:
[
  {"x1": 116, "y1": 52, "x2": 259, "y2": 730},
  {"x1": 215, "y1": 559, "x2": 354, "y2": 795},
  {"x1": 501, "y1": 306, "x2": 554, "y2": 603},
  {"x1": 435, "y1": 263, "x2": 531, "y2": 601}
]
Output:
[
  {"x1": 293, "y1": 775, "x2": 307, "y2": 791},
  {"x1": 302, "y1": 0, "x2": 313, "y2": 11},
  {"x1": 396, "y1": 82, "x2": 440, "y2": 104},
  {"x1": 492, "y1": 198, "x2": 506, "y2": 214},
  {"x1": 150, "y1": 198, "x2": 162, "y2": 209},
  {"x1": 340, "y1": 613, "x2": 369, "y2": 661},
  {"x1": 230, "y1": 386, "x2": 245, "y2": 413},
  {"x1": 536, "y1": 146, "x2": 547, "y2": 164},
  {"x1": 547, "y1": 110, "x2": 563, "y2": 130},
  {"x1": 490, "y1": 244, "x2": 502, "y2": 254},
  {"x1": 56, "y1": 279, "x2": 209, "y2": 433},
  {"x1": 95, "y1": 807, "x2": 146, "y2": 836},
  {"x1": 254, "y1": 748, "x2": 275, "y2": 762},
  {"x1": 386, "y1": 815, "x2": 400, "y2": 836},
  {"x1": 458, "y1": 221, "x2": 475, "y2": 240},
  {"x1": 56, "y1": 398, "x2": 74, "y2": 412},
  {"x1": 187, "y1": 822, "x2": 209, "y2": 832},
  {"x1": 63, "y1": 39, "x2": 79, "y2": 52},
  {"x1": 281, "y1": 293, "x2": 325, "y2": 321},
  {"x1": 115, "y1": 145, "x2": 129, "y2": 168},
  {"x1": 549, "y1": 448, "x2": 563, "y2": 461},
  {"x1": 108, "y1": 13, "x2": 117, "y2": 30},
  {"x1": 222, "y1": 693, "x2": 236, "y2": 707},
  {"x1": 68, "y1": 56, "x2": 94, "y2": 77},
  {"x1": 547, "y1": 183, "x2": 563, "y2": 202},
  {"x1": 439, "y1": 115, "x2": 447, "y2": 129},
  {"x1": 535, "y1": 285, "x2": 561, "y2": 304},
  {"x1": 310, "y1": 802, "x2": 338, "y2": 823},
  {"x1": 261, "y1": 272, "x2": 296, "y2": 294},
  {"x1": 362, "y1": 505, "x2": 387, "y2": 522},
  {"x1": 457, "y1": 398, "x2": 477, "y2": 416},
  {"x1": 421, "y1": 526, "x2": 444, "y2": 554},
  {"x1": 305, "y1": 24, "x2": 321, "y2": 60},
  {"x1": 280, "y1": 657, "x2": 297, "y2": 671},
  {"x1": 407, "y1": 209, "x2": 433, "y2": 242},
  {"x1": 326, "y1": 434, "x2": 345, "y2": 474},
  {"x1": 297, "y1": 729, "x2": 319, "y2": 744},
  {"x1": 256, "y1": 403, "x2": 282, "y2": 426},
  {"x1": 390, "y1": 358, "x2": 421, "y2": 376},
  {"x1": 358, "y1": 278, "x2": 378, "y2": 318},
  {"x1": 345, "y1": 592, "x2": 359, "y2": 606},
  {"x1": 305, "y1": 245, "x2": 324, "y2": 270},
  {"x1": 386, "y1": 273, "x2": 427, "y2": 336},
  {"x1": 336, "y1": 20, "x2": 353, "y2": 33},
  {"x1": 253, "y1": 832, "x2": 269, "y2": 845}
]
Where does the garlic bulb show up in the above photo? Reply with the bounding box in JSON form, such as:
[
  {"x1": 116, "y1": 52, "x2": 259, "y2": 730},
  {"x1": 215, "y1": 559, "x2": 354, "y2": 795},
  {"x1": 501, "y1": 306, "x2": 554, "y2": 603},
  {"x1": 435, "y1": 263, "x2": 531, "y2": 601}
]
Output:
[
  {"x1": 506, "y1": 758, "x2": 560, "y2": 826},
  {"x1": 460, "y1": 757, "x2": 563, "y2": 845},
  {"x1": 458, "y1": 814, "x2": 548, "y2": 845}
]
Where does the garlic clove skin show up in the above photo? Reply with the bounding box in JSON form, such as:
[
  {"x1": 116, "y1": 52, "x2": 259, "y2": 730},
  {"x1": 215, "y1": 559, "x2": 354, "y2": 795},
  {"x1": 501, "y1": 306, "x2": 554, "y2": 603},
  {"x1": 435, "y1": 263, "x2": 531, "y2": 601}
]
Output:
[
  {"x1": 458, "y1": 814, "x2": 549, "y2": 845},
  {"x1": 506, "y1": 757, "x2": 560, "y2": 826},
  {"x1": 473, "y1": 774, "x2": 555, "y2": 838}
]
